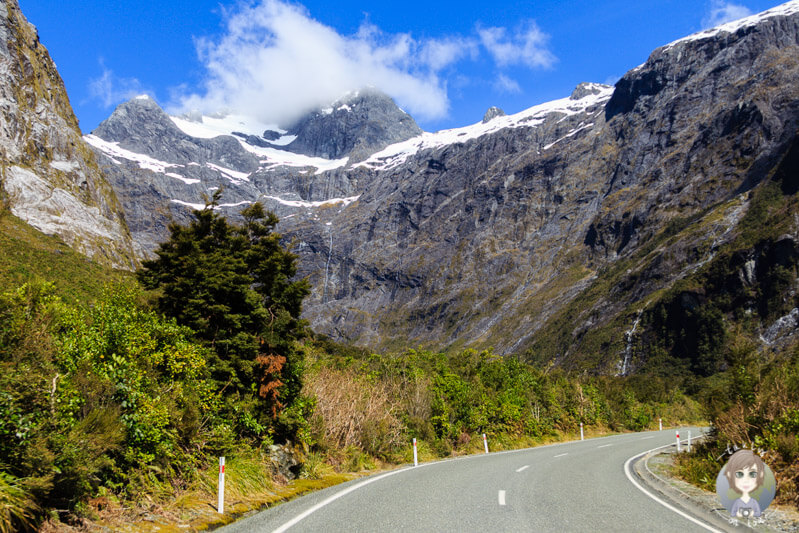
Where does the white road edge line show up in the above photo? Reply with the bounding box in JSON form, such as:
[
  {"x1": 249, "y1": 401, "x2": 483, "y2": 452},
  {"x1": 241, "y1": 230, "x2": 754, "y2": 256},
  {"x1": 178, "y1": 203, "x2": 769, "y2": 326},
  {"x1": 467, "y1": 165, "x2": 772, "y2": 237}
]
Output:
[
  {"x1": 271, "y1": 466, "x2": 419, "y2": 533},
  {"x1": 498, "y1": 490, "x2": 506, "y2": 506},
  {"x1": 553, "y1": 453, "x2": 568, "y2": 458},
  {"x1": 623, "y1": 441, "x2": 723, "y2": 533},
  {"x1": 515, "y1": 465, "x2": 530, "y2": 472}
]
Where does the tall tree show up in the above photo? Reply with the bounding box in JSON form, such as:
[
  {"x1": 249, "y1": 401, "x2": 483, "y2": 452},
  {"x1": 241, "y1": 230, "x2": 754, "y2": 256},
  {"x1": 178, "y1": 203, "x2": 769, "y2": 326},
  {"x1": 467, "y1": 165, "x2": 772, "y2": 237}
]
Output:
[{"x1": 137, "y1": 194, "x2": 310, "y2": 418}]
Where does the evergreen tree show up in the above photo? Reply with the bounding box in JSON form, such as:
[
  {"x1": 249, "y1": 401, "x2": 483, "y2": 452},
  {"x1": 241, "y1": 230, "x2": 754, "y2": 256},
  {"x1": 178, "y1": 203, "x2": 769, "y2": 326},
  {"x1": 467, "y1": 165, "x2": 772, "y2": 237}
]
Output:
[{"x1": 137, "y1": 194, "x2": 310, "y2": 419}]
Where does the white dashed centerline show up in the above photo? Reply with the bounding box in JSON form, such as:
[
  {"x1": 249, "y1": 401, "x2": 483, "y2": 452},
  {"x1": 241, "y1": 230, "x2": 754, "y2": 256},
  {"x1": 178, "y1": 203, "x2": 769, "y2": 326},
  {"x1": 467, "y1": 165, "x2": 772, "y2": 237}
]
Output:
[
  {"x1": 498, "y1": 490, "x2": 506, "y2": 506},
  {"x1": 554, "y1": 453, "x2": 568, "y2": 458},
  {"x1": 598, "y1": 444, "x2": 612, "y2": 448},
  {"x1": 515, "y1": 465, "x2": 530, "y2": 473}
]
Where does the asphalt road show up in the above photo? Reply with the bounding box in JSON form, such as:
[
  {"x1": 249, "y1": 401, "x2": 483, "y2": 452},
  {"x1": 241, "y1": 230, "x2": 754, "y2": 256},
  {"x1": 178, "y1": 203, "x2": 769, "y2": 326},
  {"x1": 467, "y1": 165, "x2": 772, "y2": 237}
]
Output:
[{"x1": 221, "y1": 428, "x2": 716, "y2": 532}]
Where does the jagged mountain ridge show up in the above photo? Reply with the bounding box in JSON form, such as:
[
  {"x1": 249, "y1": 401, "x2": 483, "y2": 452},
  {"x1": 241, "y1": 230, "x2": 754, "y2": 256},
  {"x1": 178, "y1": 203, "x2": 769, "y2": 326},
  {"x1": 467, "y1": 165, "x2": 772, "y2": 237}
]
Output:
[
  {"x1": 79, "y1": 1, "x2": 799, "y2": 364},
  {"x1": 0, "y1": 0, "x2": 137, "y2": 269}
]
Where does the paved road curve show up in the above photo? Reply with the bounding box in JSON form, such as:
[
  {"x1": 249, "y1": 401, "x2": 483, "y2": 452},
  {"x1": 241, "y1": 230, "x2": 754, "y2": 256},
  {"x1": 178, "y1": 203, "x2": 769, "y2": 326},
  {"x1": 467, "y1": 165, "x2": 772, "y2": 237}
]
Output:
[{"x1": 221, "y1": 428, "x2": 715, "y2": 532}]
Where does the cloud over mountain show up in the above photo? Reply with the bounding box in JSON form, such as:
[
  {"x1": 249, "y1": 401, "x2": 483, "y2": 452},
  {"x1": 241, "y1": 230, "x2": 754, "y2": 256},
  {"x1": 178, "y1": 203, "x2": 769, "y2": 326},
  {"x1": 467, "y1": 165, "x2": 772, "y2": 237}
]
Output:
[
  {"x1": 704, "y1": 0, "x2": 754, "y2": 27},
  {"x1": 173, "y1": 0, "x2": 555, "y2": 126}
]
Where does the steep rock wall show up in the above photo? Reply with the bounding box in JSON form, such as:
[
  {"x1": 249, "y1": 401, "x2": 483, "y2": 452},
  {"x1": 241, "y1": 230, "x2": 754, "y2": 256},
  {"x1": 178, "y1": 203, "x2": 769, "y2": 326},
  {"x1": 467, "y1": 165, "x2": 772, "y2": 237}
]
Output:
[{"x1": 0, "y1": 0, "x2": 136, "y2": 269}]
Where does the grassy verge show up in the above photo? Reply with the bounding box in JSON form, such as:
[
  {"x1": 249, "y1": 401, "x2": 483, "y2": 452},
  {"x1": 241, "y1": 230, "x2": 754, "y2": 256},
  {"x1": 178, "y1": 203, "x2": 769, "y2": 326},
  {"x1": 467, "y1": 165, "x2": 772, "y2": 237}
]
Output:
[{"x1": 0, "y1": 212, "x2": 131, "y2": 304}]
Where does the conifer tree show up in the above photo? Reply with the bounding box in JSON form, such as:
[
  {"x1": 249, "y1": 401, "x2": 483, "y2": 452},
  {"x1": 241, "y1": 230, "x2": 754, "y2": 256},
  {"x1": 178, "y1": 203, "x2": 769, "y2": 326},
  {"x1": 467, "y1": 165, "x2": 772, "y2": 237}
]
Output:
[{"x1": 137, "y1": 193, "x2": 310, "y2": 419}]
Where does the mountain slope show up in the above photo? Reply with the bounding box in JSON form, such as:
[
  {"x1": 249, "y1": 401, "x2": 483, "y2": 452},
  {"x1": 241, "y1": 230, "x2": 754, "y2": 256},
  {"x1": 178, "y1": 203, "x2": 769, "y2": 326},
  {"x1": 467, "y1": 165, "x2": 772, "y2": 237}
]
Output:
[
  {"x1": 299, "y1": 3, "x2": 799, "y2": 357},
  {"x1": 0, "y1": 0, "x2": 137, "y2": 269}
]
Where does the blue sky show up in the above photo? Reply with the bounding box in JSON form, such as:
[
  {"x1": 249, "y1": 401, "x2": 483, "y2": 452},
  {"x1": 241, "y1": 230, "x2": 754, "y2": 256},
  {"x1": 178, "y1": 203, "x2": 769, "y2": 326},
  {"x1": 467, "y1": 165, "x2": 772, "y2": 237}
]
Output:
[{"x1": 21, "y1": 0, "x2": 787, "y2": 133}]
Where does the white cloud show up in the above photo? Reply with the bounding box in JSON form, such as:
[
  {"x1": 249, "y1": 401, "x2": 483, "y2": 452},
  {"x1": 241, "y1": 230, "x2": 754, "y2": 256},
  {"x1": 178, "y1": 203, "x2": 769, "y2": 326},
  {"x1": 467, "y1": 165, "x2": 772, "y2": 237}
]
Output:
[
  {"x1": 494, "y1": 74, "x2": 522, "y2": 94},
  {"x1": 703, "y1": 1, "x2": 753, "y2": 28},
  {"x1": 420, "y1": 37, "x2": 479, "y2": 71},
  {"x1": 88, "y1": 60, "x2": 148, "y2": 108},
  {"x1": 477, "y1": 21, "x2": 556, "y2": 70},
  {"x1": 173, "y1": 0, "x2": 555, "y2": 126}
]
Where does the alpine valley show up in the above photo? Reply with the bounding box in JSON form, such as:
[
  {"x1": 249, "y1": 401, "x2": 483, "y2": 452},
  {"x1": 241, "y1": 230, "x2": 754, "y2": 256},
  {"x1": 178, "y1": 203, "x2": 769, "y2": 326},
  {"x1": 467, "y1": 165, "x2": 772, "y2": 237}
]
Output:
[{"x1": 5, "y1": 0, "x2": 799, "y2": 378}]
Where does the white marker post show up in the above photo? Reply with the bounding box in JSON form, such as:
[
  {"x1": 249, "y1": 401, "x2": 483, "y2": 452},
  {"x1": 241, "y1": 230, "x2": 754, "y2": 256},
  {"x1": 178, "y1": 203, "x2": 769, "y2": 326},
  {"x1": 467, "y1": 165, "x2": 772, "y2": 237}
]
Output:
[
  {"x1": 687, "y1": 430, "x2": 692, "y2": 453},
  {"x1": 580, "y1": 422, "x2": 584, "y2": 441},
  {"x1": 483, "y1": 433, "x2": 489, "y2": 454},
  {"x1": 659, "y1": 418, "x2": 662, "y2": 431},
  {"x1": 676, "y1": 430, "x2": 681, "y2": 452},
  {"x1": 413, "y1": 438, "x2": 418, "y2": 467},
  {"x1": 218, "y1": 456, "x2": 225, "y2": 514}
]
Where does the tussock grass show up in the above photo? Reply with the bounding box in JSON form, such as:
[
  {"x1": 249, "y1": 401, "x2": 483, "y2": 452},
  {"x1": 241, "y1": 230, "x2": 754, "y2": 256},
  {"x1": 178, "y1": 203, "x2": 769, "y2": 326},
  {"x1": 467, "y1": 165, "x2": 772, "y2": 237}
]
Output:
[{"x1": 0, "y1": 472, "x2": 37, "y2": 533}]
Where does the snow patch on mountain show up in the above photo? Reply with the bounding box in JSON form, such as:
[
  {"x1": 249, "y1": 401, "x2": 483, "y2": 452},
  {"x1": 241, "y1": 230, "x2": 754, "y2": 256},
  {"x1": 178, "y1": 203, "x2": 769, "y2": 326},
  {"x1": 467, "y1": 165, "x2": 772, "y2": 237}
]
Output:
[
  {"x1": 84, "y1": 134, "x2": 181, "y2": 173},
  {"x1": 83, "y1": 135, "x2": 203, "y2": 185},
  {"x1": 168, "y1": 112, "x2": 349, "y2": 174},
  {"x1": 268, "y1": 135, "x2": 297, "y2": 146},
  {"x1": 235, "y1": 142, "x2": 349, "y2": 174},
  {"x1": 205, "y1": 162, "x2": 250, "y2": 182},
  {"x1": 170, "y1": 199, "x2": 253, "y2": 210},
  {"x1": 542, "y1": 123, "x2": 595, "y2": 151},
  {"x1": 169, "y1": 113, "x2": 283, "y2": 139},
  {"x1": 84, "y1": 134, "x2": 203, "y2": 184},
  {"x1": 261, "y1": 195, "x2": 360, "y2": 209}
]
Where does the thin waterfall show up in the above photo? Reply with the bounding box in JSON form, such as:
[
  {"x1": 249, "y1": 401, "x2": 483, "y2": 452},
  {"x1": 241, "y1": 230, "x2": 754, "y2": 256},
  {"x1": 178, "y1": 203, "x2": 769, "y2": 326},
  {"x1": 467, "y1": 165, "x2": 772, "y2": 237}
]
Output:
[
  {"x1": 323, "y1": 226, "x2": 332, "y2": 304},
  {"x1": 620, "y1": 310, "x2": 642, "y2": 376}
]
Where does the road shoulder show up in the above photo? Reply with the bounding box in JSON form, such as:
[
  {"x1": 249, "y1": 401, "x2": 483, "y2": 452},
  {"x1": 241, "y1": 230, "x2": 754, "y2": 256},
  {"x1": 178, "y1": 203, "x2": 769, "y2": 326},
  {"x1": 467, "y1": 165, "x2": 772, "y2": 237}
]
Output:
[{"x1": 633, "y1": 446, "x2": 799, "y2": 533}]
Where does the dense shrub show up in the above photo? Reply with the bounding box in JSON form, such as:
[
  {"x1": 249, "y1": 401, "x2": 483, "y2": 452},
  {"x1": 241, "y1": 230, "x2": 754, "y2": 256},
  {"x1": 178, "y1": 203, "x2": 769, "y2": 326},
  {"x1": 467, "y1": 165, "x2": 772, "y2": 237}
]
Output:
[
  {"x1": 0, "y1": 284, "x2": 219, "y2": 524},
  {"x1": 302, "y1": 342, "x2": 704, "y2": 459}
]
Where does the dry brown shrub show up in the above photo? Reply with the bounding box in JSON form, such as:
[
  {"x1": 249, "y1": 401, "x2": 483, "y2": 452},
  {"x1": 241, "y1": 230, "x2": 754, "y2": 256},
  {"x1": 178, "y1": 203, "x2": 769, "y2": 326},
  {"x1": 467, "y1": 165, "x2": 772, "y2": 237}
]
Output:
[
  {"x1": 714, "y1": 403, "x2": 755, "y2": 447},
  {"x1": 304, "y1": 367, "x2": 404, "y2": 457}
]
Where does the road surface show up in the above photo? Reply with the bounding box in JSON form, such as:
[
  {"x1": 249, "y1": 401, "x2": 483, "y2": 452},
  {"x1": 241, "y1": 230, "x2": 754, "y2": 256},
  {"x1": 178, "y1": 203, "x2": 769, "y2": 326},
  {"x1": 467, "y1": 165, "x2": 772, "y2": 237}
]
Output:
[{"x1": 221, "y1": 428, "x2": 717, "y2": 532}]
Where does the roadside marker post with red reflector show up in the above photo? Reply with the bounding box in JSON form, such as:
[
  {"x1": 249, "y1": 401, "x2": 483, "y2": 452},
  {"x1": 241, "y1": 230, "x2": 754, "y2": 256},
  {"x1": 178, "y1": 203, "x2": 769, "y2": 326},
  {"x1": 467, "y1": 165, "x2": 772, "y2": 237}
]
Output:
[
  {"x1": 659, "y1": 418, "x2": 662, "y2": 431},
  {"x1": 580, "y1": 422, "x2": 584, "y2": 441},
  {"x1": 413, "y1": 438, "x2": 418, "y2": 466},
  {"x1": 676, "y1": 431, "x2": 681, "y2": 452},
  {"x1": 218, "y1": 456, "x2": 225, "y2": 513},
  {"x1": 483, "y1": 433, "x2": 489, "y2": 454}
]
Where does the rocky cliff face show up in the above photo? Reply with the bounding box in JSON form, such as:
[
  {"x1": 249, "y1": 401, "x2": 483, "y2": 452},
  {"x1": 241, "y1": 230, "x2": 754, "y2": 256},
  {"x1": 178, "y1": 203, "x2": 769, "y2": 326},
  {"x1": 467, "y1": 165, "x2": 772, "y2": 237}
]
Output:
[
  {"x1": 0, "y1": 0, "x2": 137, "y2": 269},
  {"x1": 85, "y1": 2, "x2": 799, "y2": 366}
]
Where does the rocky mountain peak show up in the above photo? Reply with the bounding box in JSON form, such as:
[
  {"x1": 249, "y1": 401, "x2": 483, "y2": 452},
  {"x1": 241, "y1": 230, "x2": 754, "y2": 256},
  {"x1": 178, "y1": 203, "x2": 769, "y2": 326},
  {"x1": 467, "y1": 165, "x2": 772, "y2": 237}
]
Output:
[
  {"x1": 482, "y1": 106, "x2": 506, "y2": 123},
  {"x1": 607, "y1": 1, "x2": 799, "y2": 120},
  {"x1": 282, "y1": 87, "x2": 422, "y2": 161},
  {"x1": 92, "y1": 96, "x2": 189, "y2": 152},
  {"x1": 570, "y1": 82, "x2": 612, "y2": 100}
]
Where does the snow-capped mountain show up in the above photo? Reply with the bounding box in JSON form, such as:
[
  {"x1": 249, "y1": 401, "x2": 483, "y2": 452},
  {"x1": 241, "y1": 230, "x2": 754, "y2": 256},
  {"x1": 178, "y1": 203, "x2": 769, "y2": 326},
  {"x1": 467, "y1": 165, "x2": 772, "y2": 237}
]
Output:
[{"x1": 7, "y1": 0, "x2": 799, "y2": 367}]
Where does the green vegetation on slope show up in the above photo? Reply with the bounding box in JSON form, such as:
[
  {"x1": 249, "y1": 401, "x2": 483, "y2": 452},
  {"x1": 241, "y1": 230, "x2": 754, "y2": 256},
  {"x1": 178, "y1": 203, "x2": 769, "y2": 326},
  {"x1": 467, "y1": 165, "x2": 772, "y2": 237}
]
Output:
[
  {"x1": 0, "y1": 211, "x2": 131, "y2": 304},
  {"x1": 302, "y1": 339, "x2": 702, "y2": 460}
]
